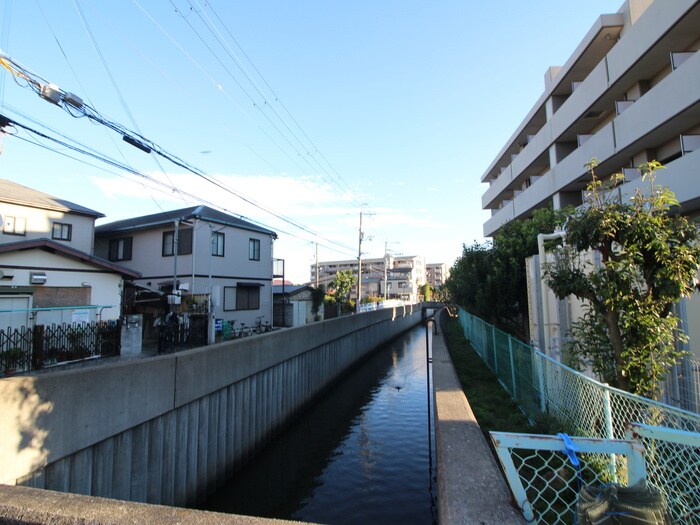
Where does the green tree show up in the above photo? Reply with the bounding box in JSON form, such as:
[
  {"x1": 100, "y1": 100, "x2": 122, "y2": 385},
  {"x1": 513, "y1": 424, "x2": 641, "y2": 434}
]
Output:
[
  {"x1": 446, "y1": 240, "x2": 493, "y2": 320},
  {"x1": 446, "y1": 207, "x2": 565, "y2": 339},
  {"x1": 329, "y1": 269, "x2": 357, "y2": 307},
  {"x1": 544, "y1": 160, "x2": 700, "y2": 397},
  {"x1": 419, "y1": 282, "x2": 433, "y2": 301},
  {"x1": 311, "y1": 285, "x2": 325, "y2": 320}
]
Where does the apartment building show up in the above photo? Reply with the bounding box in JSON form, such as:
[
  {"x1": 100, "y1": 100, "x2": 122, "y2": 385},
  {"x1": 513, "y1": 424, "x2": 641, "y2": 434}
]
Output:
[
  {"x1": 426, "y1": 263, "x2": 449, "y2": 288},
  {"x1": 482, "y1": 0, "x2": 700, "y2": 238},
  {"x1": 311, "y1": 255, "x2": 426, "y2": 302},
  {"x1": 480, "y1": 1, "x2": 700, "y2": 408}
]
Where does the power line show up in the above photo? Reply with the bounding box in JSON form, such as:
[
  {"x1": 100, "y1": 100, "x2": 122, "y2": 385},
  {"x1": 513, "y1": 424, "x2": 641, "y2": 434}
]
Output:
[
  {"x1": 199, "y1": 1, "x2": 357, "y2": 198},
  {"x1": 0, "y1": 111, "x2": 357, "y2": 257},
  {"x1": 129, "y1": 0, "x2": 319, "y2": 180},
  {"x1": 170, "y1": 0, "x2": 358, "y2": 202}
]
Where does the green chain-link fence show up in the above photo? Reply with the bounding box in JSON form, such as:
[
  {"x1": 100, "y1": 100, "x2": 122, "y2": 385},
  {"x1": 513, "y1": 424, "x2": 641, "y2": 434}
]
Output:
[{"x1": 457, "y1": 308, "x2": 700, "y2": 523}]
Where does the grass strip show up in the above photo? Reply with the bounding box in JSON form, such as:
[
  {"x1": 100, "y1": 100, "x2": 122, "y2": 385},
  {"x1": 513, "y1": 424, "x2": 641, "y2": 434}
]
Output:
[{"x1": 441, "y1": 315, "x2": 547, "y2": 439}]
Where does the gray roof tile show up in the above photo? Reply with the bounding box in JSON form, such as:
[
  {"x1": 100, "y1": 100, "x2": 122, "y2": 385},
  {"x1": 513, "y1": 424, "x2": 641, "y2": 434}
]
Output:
[{"x1": 0, "y1": 179, "x2": 104, "y2": 217}]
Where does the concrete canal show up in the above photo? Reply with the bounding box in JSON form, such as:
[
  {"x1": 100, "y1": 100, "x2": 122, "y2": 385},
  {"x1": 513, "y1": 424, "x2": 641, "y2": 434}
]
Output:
[{"x1": 200, "y1": 324, "x2": 437, "y2": 525}]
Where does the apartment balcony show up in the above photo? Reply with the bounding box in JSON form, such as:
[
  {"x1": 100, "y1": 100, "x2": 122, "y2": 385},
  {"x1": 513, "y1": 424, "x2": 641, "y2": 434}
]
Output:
[
  {"x1": 483, "y1": 123, "x2": 617, "y2": 237},
  {"x1": 620, "y1": 147, "x2": 700, "y2": 211},
  {"x1": 613, "y1": 50, "x2": 700, "y2": 154},
  {"x1": 548, "y1": 59, "x2": 612, "y2": 141},
  {"x1": 482, "y1": 127, "x2": 551, "y2": 210},
  {"x1": 605, "y1": 0, "x2": 700, "y2": 85}
]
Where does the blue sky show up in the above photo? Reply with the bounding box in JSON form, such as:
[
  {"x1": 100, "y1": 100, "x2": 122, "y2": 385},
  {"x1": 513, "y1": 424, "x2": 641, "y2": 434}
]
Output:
[{"x1": 0, "y1": 1, "x2": 619, "y2": 283}]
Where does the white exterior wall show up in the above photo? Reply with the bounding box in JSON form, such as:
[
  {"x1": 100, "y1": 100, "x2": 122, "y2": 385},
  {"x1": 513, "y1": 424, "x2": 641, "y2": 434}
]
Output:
[
  {"x1": 95, "y1": 220, "x2": 274, "y2": 327},
  {"x1": 0, "y1": 203, "x2": 96, "y2": 254},
  {"x1": 0, "y1": 249, "x2": 123, "y2": 325}
]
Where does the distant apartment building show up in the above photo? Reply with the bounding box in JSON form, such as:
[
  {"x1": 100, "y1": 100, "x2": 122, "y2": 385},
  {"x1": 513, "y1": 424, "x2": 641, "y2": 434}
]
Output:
[
  {"x1": 426, "y1": 263, "x2": 449, "y2": 288},
  {"x1": 479, "y1": 0, "x2": 700, "y2": 371},
  {"x1": 311, "y1": 255, "x2": 426, "y2": 302}
]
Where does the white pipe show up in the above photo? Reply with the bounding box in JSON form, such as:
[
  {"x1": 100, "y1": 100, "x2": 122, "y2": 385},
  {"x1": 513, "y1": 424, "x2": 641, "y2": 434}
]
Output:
[{"x1": 537, "y1": 230, "x2": 566, "y2": 357}]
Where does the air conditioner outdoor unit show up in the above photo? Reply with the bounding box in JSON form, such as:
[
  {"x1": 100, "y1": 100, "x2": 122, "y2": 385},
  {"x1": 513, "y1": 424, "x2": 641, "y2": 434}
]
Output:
[{"x1": 30, "y1": 272, "x2": 47, "y2": 285}]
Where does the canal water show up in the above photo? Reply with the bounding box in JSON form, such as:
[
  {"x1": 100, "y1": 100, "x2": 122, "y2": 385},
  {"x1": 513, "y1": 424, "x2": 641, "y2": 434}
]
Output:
[{"x1": 201, "y1": 325, "x2": 437, "y2": 525}]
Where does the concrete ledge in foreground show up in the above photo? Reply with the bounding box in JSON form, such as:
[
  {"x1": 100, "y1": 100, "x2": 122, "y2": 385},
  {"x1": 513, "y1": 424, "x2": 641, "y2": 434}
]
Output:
[
  {"x1": 0, "y1": 484, "x2": 312, "y2": 525},
  {"x1": 432, "y1": 313, "x2": 525, "y2": 524}
]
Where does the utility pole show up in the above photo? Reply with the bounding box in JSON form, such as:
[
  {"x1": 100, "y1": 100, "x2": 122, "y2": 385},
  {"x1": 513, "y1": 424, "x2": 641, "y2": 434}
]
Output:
[
  {"x1": 384, "y1": 241, "x2": 389, "y2": 301},
  {"x1": 171, "y1": 219, "x2": 180, "y2": 314},
  {"x1": 315, "y1": 242, "x2": 319, "y2": 288},
  {"x1": 357, "y1": 209, "x2": 364, "y2": 313},
  {"x1": 383, "y1": 241, "x2": 398, "y2": 301}
]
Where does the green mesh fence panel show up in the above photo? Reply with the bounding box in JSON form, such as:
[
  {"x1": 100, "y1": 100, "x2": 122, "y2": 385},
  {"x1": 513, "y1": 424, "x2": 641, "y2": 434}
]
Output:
[{"x1": 457, "y1": 309, "x2": 700, "y2": 523}]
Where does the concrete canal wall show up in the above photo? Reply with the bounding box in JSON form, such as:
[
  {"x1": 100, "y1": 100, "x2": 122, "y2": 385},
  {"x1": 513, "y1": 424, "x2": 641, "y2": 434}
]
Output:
[{"x1": 0, "y1": 305, "x2": 420, "y2": 507}]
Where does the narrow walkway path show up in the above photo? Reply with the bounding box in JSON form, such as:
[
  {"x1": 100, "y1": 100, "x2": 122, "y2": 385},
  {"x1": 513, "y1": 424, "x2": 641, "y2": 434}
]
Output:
[{"x1": 432, "y1": 313, "x2": 525, "y2": 524}]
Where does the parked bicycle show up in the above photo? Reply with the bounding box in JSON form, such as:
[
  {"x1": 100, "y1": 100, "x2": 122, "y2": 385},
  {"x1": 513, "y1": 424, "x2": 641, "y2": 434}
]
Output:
[
  {"x1": 230, "y1": 319, "x2": 252, "y2": 338},
  {"x1": 254, "y1": 316, "x2": 272, "y2": 334}
]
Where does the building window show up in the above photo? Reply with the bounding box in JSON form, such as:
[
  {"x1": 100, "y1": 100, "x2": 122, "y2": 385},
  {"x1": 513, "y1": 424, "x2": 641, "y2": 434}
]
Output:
[
  {"x1": 3, "y1": 216, "x2": 26, "y2": 236},
  {"x1": 236, "y1": 284, "x2": 260, "y2": 310},
  {"x1": 212, "y1": 231, "x2": 225, "y2": 257},
  {"x1": 108, "y1": 237, "x2": 133, "y2": 261},
  {"x1": 162, "y1": 228, "x2": 193, "y2": 256},
  {"x1": 248, "y1": 238, "x2": 260, "y2": 261},
  {"x1": 52, "y1": 222, "x2": 72, "y2": 241}
]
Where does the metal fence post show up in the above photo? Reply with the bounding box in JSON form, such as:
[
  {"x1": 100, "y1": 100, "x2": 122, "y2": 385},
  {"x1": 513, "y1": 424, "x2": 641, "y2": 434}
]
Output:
[
  {"x1": 508, "y1": 337, "x2": 517, "y2": 399},
  {"x1": 536, "y1": 352, "x2": 546, "y2": 414},
  {"x1": 32, "y1": 324, "x2": 44, "y2": 370},
  {"x1": 492, "y1": 324, "x2": 498, "y2": 375},
  {"x1": 602, "y1": 386, "x2": 617, "y2": 482}
]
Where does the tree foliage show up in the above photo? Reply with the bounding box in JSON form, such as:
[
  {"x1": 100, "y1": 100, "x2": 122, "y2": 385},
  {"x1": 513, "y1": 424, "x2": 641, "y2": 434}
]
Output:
[
  {"x1": 544, "y1": 160, "x2": 700, "y2": 397},
  {"x1": 419, "y1": 282, "x2": 433, "y2": 302},
  {"x1": 328, "y1": 269, "x2": 356, "y2": 304},
  {"x1": 446, "y1": 207, "x2": 565, "y2": 339}
]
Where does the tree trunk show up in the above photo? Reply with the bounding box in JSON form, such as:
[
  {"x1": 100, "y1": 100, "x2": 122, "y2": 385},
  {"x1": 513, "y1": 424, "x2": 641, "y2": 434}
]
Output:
[{"x1": 602, "y1": 309, "x2": 629, "y2": 391}]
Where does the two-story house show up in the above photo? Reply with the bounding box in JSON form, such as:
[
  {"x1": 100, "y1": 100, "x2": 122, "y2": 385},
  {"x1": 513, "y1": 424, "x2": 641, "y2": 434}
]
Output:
[
  {"x1": 0, "y1": 179, "x2": 139, "y2": 329},
  {"x1": 94, "y1": 205, "x2": 277, "y2": 330}
]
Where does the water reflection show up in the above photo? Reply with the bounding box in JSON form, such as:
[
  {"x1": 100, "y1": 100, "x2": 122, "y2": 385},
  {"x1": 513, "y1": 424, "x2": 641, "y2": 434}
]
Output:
[{"x1": 201, "y1": 326, "x2": 436, "y2": 525}]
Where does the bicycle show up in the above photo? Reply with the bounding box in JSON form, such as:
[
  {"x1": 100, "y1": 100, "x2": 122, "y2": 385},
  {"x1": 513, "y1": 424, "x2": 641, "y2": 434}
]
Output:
[
  {"x1": 230, "y1": 319, "x2": 252, "y2": 338},
  {"x1": 254, "y1": 316, "x2": 272, "y2": 334},
  {"x1": 238, "y1": 322, "x2": 253, "y2": 337}
]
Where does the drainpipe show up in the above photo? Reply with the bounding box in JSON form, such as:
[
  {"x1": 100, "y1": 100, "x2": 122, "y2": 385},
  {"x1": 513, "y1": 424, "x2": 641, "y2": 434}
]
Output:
[{"x1": 537, "y1": 230, "x2": 566, "y2": 358}]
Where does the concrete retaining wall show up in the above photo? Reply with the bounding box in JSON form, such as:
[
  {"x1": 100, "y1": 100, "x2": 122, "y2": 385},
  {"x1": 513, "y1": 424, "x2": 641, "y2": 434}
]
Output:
[{"x1": 0, "y1": 305, "x2": 420, "y2": 507}]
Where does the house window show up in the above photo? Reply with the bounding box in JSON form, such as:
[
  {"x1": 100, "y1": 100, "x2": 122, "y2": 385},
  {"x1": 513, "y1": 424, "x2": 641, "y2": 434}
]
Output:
[
  {"x1": 248, "y1": 238, "x2": 260, "y2": 261},
  {"x1": 236, "y1": 284, "x2": 260, "y2": 310},
  {"x1": 212, "y1": 232, "x2": 225, "y2": 257},
  {"x1": 3, "y1": 216, "x2": 26, "y2": 236},
  {"x1": 162, "y1": 228, "x2": 193, "y2": 256},
  {"x1": 108, "y1": 237, "x2": 133, "y2": 261},
  {"x1": 52, "y1": 222, "x2": 72, "y2": 241}
]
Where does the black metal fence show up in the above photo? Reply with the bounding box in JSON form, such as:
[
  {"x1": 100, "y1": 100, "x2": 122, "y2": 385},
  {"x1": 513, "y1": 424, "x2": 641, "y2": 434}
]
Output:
[
  {"x1": 0, "y1": 321, "x2": 121, "y2": 375},
  {"x1": 156, "y1": 314, "x2": 208, "y2": 354}
]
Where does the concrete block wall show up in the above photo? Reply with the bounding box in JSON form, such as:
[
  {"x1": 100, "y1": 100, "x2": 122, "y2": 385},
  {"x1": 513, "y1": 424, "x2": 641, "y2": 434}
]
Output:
[{"x1": 0, "y1": 304, "x2": 419, "y2": 507}]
